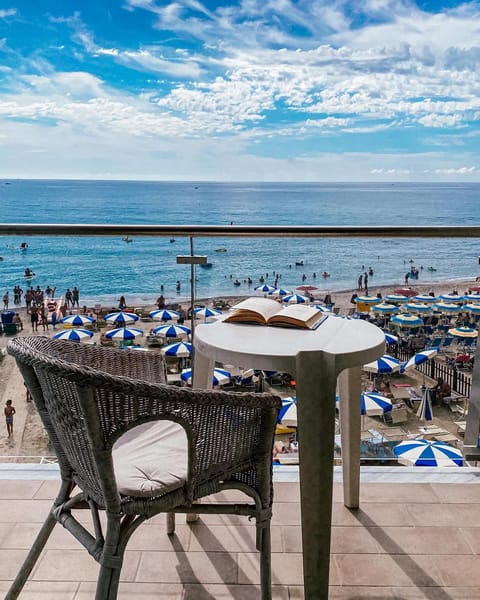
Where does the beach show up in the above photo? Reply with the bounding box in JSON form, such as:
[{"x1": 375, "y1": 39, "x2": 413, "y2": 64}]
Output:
[{"x1": 0, "y1": 276, "x2": 476, "y2": 461}]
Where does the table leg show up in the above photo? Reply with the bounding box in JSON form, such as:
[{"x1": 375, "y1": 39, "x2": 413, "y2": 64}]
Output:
[
  {"x1": 192, "y1": 349, "x2": 215, "y2": 390},
  {"x1": 338, "y1": 366, "x2": 362, "y2": 509},
  {"x1": 295, "y1": 350, "x2": 337, "y2": 600}
]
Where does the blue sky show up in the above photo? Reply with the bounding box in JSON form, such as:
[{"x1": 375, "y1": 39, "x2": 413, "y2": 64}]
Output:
[{"x1": 1, "y1": 0, "x2": 480, "y2": 181}]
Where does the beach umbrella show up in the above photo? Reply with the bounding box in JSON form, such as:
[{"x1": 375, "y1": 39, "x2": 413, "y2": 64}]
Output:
[
  {"x1": 104, "y1": 311, "x2": 139, "y2": 325},
  {"x1": 447, "y1": 326, "x2": 478, "y2": 338},
  {"x1": 193, "y1": 307, "x2": 222, "y2": 320},
  {"x1": 404, "y1": 302, "x2": 432, "y2": 314},
  {"x1": 393, "y1": 439, "x2": 463, "y2": 467},
  {"x1": 464, "y1": 303, "x2": 480, "y2": 315},
  {"x1": 152, "y1": 324, "x2": 191, "y2": 338},
  {"x1": 360, "y1": 392, "x2": 392, "y2": 416},
  {"x1": 400, "y1": 349, "x2": 438, "y2": 374},
  {"x1": 271, "y1": 288, "x2": 293, "y2": 297},
  {"x1": 148, "y1": 309, "x2": 180, "y2": 321},
  {"x1": 355, "y1": 295, "x2": 380, "y2": 304},
  {"x1": 363, "y1": 354, "x2": 401, "y2": 374},
  {"x1": 181, "y1": 367, "x2": 231, "y2": 386},
  {"x1": 464, "y1": 293, "x2": 480, "y2": 302},
  {"x1": 235, "y1": 368, "x2": 256, "y2": 386},
  {"x1": 277, "y1": 396, "x2": 297, "y2": 427},
  {"x1": 390, "y1": 313, "x2": 424, "y2": 328},
  {"x1": 53, "y1": 328, "x2": 94, "y2": 342},
  {"x1": 433, "y1": 302, "x2": 462, "y2": 314},
  {"x1": 282, "y1": 294, "x2": 309, "y2": 304},
  {"x1": 255, "y1": 284, "x2": 276, "y2": 294},
  {"x1": 439, "y1": 293, "x2": 465, "y2": 303},
  {"x1": 384, "y1": 332, "x2": 398, "y2": 345},
  {"x1": 384, "y1": 294, "x2": 410, "y2": 304},
  {"x1": 416, "y1": 387, "x2": 434, "y2": 423},
  {"x1": 161, "y1": 341, "x2": 192, "y2": 357},
  {"x1": 371, "y1": 302, "x2": 400, "y2": 314},
  {"x1": 59, "y1": 314, "x2": 96, "y2": 326},
  {"x1": 296, "y1": 285, "x2": 318, "y2": 293},
  {"x1": 413, "y1": 294, "x2": 438, "y2": 303},
  {"x1": 105, "y1": 326, "x2": 143, "y2": 340}
]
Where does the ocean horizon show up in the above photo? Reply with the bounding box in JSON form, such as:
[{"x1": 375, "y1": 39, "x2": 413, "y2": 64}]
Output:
[{"x1": 1, "y1": 180, "x2": 479, "y2": 307}]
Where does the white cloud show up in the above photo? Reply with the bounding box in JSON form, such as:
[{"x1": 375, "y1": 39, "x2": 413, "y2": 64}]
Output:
[{"x1": 0, "y1": 9, "x2": 16, "y2": 18}]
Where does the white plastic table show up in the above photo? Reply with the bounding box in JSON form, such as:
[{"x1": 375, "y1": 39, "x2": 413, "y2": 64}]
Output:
[{"x1": 193, "y1": 315, "x2": 385, "y2": 599}]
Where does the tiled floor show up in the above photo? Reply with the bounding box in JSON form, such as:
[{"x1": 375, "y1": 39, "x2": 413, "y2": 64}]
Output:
[{"x1": 0, "y1": 467, "x2": 480, "y2": 599}]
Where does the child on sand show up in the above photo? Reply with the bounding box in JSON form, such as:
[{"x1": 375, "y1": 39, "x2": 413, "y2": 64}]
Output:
[{"x1": 5, "y1": 399, "x2": 15, "y2": 438}]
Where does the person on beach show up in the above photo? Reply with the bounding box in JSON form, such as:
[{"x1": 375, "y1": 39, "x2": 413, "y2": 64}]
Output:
[
  {"x1": 357, "y1": 274, "x2": 363, "y2": 290},
  {"x1": 177, "y1": 304, "x2": 186, "y2": 324},
  {"x1": 156, "y1": 294, "x2": 165, "y2": 309},
  {"x1": 30, "y1": 306, "x2": 39, "y2": 332},
  {"x1": 13, "y1": 313, "x2": 23, "y2": 331},
  {"x1": 72, "y1": 287, "x2": 80, "y2": 307},
  {"x1": 65, "y1": 288, "x2": 72, "y2": 308},
  {"x1": 5, "y1": 399, "x2": 15, "y2": 438},
  {"x1": 3, "y1": 291, "x2": 9, "y2": 310}
]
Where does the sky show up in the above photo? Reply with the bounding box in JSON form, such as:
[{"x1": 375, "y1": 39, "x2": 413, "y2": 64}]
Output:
[{"x1": 1, "y1": 0, "x2": 480, "y2": 181}]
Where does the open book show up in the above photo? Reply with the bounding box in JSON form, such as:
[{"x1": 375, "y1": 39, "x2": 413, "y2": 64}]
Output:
[{"x1": 224, "y1": 297, "x2": 328, "y2": 330}]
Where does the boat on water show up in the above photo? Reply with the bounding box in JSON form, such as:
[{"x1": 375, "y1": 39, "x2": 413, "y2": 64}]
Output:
[
  {"x1": 24, "y1": 268, "x2": 35, "y2": 281},
  {"x1": 215, "y1": 248, "x2": 227, "y2": 252},
  {"x1": 200, "y1": 262, "x2": 213, "y2": 269},
  {"x1": 295, "y1": 260, "x2": 304, "y2": 266},
  {"x1": 170, "y1": 238, "x2": 176, "y2": 243}
]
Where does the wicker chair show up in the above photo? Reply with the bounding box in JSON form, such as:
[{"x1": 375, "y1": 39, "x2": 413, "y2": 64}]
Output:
[{"x1": 7, "y1": 336, "x2": 281, "y2": 600}]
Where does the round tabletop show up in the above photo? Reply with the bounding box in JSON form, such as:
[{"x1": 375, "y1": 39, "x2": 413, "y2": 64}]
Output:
[{"x1": 194, "y1": 315, "x2": 386, "y2": 373}]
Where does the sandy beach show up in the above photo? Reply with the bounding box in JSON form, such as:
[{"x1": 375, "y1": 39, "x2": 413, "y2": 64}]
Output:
[{"x1": 0, "y1": 276, "x2": 477, "y2": 461}]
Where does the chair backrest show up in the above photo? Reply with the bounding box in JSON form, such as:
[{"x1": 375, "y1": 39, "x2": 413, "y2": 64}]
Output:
[{"x1": 8, "y1": 336, "x2": 281, "y2": 510}]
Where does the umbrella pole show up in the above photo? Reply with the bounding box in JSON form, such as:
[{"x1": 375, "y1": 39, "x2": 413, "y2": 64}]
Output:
[{"x1": 190, "y1": 236, "x2": 195, "y2": 344}]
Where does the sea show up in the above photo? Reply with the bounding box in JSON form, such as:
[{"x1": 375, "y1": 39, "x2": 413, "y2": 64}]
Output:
[{"x1": 0, "y1": 180, "x2": 479, "y2": 307}]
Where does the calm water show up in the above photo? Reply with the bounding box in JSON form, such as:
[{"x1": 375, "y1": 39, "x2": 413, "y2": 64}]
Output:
[{"x1": 0, "y1": 180, "x2": 479, "y2": 306}]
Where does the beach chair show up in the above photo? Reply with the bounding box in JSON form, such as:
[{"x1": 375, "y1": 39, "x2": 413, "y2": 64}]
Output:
[{"x1": 6, "y1": 336, "x2": 281, "y2": 600}]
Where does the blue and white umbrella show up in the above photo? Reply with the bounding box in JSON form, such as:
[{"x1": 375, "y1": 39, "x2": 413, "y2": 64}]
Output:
[
  {"x1": 181, "y1": 367, "x2": 231, "y2": 386},
  {"x1": 355, "y1": 295, "x2": 380, "y2": 304},
  {"x1": 400, "y1": 349, "x2": 438, "y2": 374},
  {"x1": 360, "y1": 392, "x2": 392, "y2": 416},
  {"x1": 371, "y1": 302, "x2": 399, "y2": 314},
  {"x1": 433, "y1": 302, "x2": 462, "y2": 314},
  {"x1": 391, "y1": 313, "x2": 424, "y2": 328},
  {"x1": 152, "y1": 324, "x2": 191, "y2": 338},
  {"x1": 282, "y1": 293, "x2": 309, "y2": 304},
  {"x1": 270, "y1": 288, "x2": 293, "y2": 297},
  {"x1": 60, "y1": 314, "x2": 96, "y2": 326},
  {"x1": 384, "y1": 294, "x2": 409, "y2": 304},
  {"x1": 416, "y1": 387, "x2": 434, "y2": 423},
  {"x1": 464, "y1": 293, "x2": 480, "y2": 302},
  {"x1": 447, "y1": 326, "x2": 478, "y2": 338},
  {"x1": 235, "y1": 368, "x2": 255, "y2": 385},
  {"x1": 413, "y1": 294, "x2": 438, "y2": 303},
  {"x1": 193, "y1": 307, "x2": 222, "y2": 320},
  {"x1": 464, "y1": 303, "x2": 480, "y2": 315},
  {"x1": 105, "y1": 326, "x2": 143, "y2": 340},
  {"x1": 161, "y1": 341, "x2": 192, "y2": 357},
  {"x1": 439, "y1": 293, "x2": 465, "y2": 303},
  {"x1": 404, "y1": 302, "x2": 432, "y2": 314},
  {"x1": 394, "y1": 439, "x2": 463, "y2": 466},
  {"x1": 53, "y1": 328, "x2": 94, "y2": 342},
  {"x1": 363, "y1": 354, "x2": 401, "y2": 374},
  {"x1": 255, "y1": 283, "x2": 276, "y2": 294},
  {"x1": 104, "y1": 311, "x2": 139, "y2": 325},
  {"x1": 277, "y1": 396, "x2": 297, "y2": 427},
  {"x1": 384, "y1": 332, "x2": 398, "y2": 345},
  {"x1": 148, "y1": 309, "x2": 180, "y2": 321}
]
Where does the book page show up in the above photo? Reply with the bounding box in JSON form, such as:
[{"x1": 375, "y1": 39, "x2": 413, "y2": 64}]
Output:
[
  {"x1": 225, "y1": 297, "x2": 283, "y2": 324},
  {"x1": 268, "y1": 304, "x2": 327, "y2": 329}
]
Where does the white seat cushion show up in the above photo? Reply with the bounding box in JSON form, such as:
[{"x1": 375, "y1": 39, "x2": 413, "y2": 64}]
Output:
[{"x1": 112, "y1": 420, "x2": 188, "y2": 498}]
